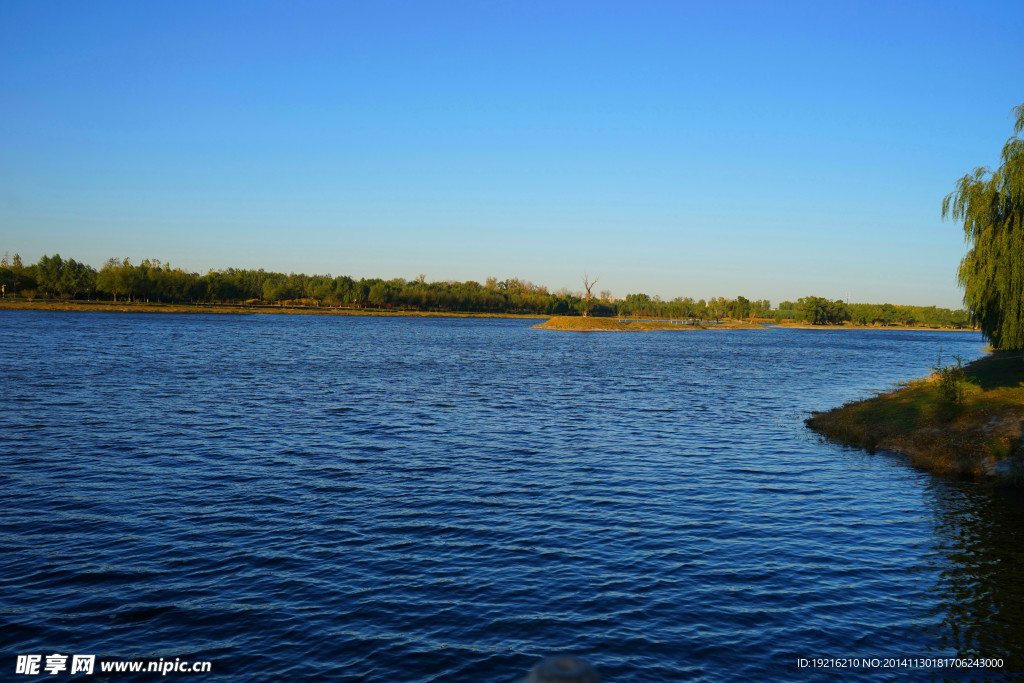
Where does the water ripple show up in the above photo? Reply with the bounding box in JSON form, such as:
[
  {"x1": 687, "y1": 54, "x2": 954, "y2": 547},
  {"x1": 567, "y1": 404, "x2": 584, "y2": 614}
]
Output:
[{"x1": 4, "y1": 312, "x2": 1021, "y2": 680}]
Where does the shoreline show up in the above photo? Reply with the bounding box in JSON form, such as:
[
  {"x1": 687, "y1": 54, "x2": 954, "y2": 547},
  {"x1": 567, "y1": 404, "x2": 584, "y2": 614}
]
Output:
[
  {"x1": 0, "y1": 301, "x2": 977, "y2": 332},
  {"x1": 532, "y1": 316, "x2": 973, "y2": 333},
  {"x1": 0, "y1": 300, "x2": 548, "y2": 319},
  {"x1": 806, "y1": 352, "x2": 1024, "y2": 485}
]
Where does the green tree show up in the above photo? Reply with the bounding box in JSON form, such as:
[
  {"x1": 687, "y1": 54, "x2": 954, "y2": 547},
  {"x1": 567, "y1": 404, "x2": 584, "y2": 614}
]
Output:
[
  {"x1": 262, "y1": 275, "x2": 297, "y2": 303},
  {"x1": 0, "y1": 253, "x2": 32, "y2": 296},
  {"x1": 729, "y1": 295, "x2": 751, "y2": 320},
  {"x1": 96, "y1": 258, "x2": 134, "y2": 301},
  {"x1": 943, "y1": 103, "x2": 1024, "y2": 349},
  {"x1": 60, "y1": 258, "x2": 96, "y2": 298},
  {"x1": 367, "y1": 281, "x2": 392, "y2": 309},
  {"x1": 798, "y1": 296, "x2": 849, "y2": 325},
  {"x1": 34, "y1": 253, "x2": 65, "y2": 297}
]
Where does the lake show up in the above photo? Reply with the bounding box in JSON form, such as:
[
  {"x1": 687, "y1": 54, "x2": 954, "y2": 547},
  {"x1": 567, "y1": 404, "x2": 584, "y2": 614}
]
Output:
[{"x1": 2, "y1": 311, "x2": 1022, "y2": 681}]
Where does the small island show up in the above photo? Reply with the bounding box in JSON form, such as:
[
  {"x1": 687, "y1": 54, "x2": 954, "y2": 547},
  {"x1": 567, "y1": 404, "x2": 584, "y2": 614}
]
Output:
[{"x1": 531, "y1": 316, "x2": 766, "y2": 331}]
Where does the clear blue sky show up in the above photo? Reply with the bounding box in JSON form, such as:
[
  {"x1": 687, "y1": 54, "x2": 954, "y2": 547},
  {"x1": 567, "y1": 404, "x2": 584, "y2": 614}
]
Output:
[{"x1": 2, "y1": 1, "x2": 1022, "y2": 308}]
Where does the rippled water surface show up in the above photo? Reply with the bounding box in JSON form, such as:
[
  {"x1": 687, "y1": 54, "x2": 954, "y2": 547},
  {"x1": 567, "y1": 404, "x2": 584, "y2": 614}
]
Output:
[{"x1": 3, "y1": 311, "x2": 1023, "y2": 681}]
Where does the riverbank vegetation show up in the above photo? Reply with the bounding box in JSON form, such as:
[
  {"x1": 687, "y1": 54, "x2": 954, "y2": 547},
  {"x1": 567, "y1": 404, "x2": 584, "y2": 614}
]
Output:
[
  {"x1": 0, "y1": 252, "x2": 971, "y2": 326},
  {"x1": 807, "y1": 352, "x2": 1024, "y2": 484}
]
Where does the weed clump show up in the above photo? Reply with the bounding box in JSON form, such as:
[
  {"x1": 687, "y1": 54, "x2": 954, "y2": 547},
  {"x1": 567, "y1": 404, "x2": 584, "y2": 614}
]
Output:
[{"x1": 933, "y1": 351, "x2": 977, "y2": 409}]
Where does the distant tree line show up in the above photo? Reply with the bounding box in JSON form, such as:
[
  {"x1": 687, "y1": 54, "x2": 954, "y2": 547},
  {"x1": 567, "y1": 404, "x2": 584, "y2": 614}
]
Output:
[
  {"x1": 775, "y1": 296, "x2": 970, "y2": 328},
  {"x1": 0, "y1": 252, "x2": 971, "y2": 328}
]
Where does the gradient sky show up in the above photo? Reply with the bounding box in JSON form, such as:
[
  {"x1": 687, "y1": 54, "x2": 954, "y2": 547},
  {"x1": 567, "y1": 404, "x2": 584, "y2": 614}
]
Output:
[{"x1": 2, "y1": 1, "x2": 1022, "y2": 308}]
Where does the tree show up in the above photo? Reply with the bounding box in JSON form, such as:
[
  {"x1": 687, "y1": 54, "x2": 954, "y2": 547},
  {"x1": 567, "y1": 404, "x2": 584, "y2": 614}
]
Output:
[
  {"x1": 262, "y1": 275, "x2": 297, "y2": 303},
  {"x1": 943, "y1": 103, "x2": 1024, "y2": 349},
  {"x1": 0, "y1": 253, "x2": 31, "y2": 296},
  {"x1": 798, "y1": 296, "x2": 849, "y2": 325},
  {"x1": 368, "y1": 281, "x2": 392, "y2": 309},
  {"x1": 35, "y1": 254, "x2": 65, "y2": 297},
  {"x1": 96, "y1": 258, "x2": 131, "y2": 302},
  {"x1": 581, "y1": 273, "x2": 599, "y2": 317},
  {"x1": 707, "y1": 296, "x2": 729, "y2": 321},
  {"x1": 60, "y1": 258, "x2": 96, "y2": 298},
  {"x1": 729, "y1": 295, "x2": 751, "y2": 320}
]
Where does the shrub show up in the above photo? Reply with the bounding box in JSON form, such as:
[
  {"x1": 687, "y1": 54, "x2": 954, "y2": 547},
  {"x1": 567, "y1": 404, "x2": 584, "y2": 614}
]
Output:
[{"x1": 934, "y1": 352, "x2": 967, "y2": 406}]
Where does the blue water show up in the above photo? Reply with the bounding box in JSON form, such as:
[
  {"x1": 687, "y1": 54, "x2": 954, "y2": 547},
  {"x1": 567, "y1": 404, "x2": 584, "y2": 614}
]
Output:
[{"x1": 2, "y1": 311, "x2": 1022, "y2": 681}]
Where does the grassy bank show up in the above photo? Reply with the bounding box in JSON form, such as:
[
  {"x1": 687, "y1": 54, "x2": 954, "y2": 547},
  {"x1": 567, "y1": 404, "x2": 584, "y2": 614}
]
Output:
[
  {"x1": 0, "y1": 299, "x2": 548, "y2": 319},
  {"x1": 532, "y1": 316, "x2": 766, "y2": 331},
  {"x1": 806, "y1": 352, "x2": 1024, "y2": 484}
]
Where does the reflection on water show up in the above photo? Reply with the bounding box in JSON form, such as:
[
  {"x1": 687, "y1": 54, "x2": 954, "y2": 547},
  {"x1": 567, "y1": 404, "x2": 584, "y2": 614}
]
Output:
[{"x1": 924, "y1": 481, "x2": 1024, "y2": 670}]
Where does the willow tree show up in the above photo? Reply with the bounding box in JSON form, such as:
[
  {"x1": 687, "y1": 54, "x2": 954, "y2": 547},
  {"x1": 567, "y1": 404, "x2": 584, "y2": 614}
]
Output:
[{"x1": 942, "y1": 103, "x2": 1024, "y2": 350}]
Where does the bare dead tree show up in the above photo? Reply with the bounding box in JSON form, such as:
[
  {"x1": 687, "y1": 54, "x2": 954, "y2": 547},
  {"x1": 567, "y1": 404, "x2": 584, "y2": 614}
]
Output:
[{"x1": 582, "y1": 272, "x2": 599, "y2": 317}]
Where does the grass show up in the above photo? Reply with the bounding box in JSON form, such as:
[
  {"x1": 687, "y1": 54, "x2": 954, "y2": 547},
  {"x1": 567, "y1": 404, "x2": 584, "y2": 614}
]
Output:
[
  {"x1": 532, "y1": 316, "x2": 767, "y2": 332},
  {"x1": 806, "y1": 351, "x2": 1024, "y2": 484}
]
